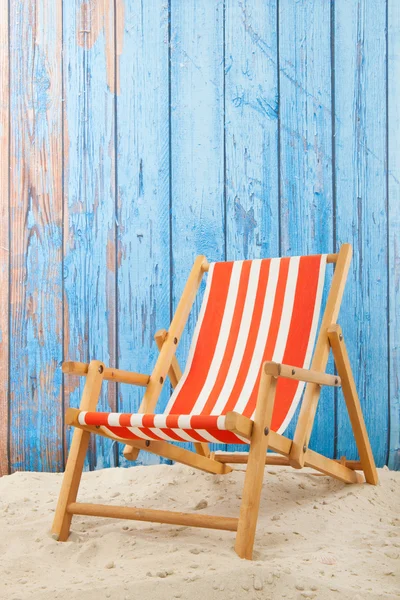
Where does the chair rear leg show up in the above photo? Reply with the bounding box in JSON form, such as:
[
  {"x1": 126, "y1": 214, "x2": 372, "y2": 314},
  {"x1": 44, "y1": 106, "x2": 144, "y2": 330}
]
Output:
[
  {"x1": 52, "y1": 360, "x2": 104, "y2": 541},
  {"x1": 235, "y1": 368, "x2": 277, "y2": 560}
]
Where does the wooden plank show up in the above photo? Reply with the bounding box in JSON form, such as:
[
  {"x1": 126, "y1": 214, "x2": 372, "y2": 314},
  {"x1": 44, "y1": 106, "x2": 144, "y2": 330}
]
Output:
[
  {"x1": 224, "y1": 0, "x2": 279, "y2": 455},
  {"x1": 0, "y1": 0, "x2": 9, "y2": 476},
  {"x1": 67, "y1": 502, "x2": 239, "y2": 532},
  {"x1": 9, "y1": 0, "x2": 63, "y2": 472},
  {"x1": 278, "y1": 0, "x2": 335, "y2": 455},
  {"x1": 225, "y1": 0, "x2": 279, "y2": 261},
  {"x1": 388, "y1": 0, "x2": 400, "y2": 471},
  {"x1": 63, "y1": 0, "x2": 117, "y2": 470},
  {"x1": 116, "y1": 0, "x2": 170, "y2": 467},
  {"x1": 328, "y1": 325, "x2": 378, "y2": 484},
  {"x1": 171, "y1": 1, "x2": 225, "y2": 453},
  {"x1": 333, "y1": 0, "x2": 388, "y2": 466}
]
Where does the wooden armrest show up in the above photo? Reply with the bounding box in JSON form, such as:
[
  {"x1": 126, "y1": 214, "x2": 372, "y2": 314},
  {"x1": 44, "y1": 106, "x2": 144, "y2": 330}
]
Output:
[
  {"x1": 62, "y1": 361, "x2": 150, "y2": 387},
  {"x1": 263, "y1": 361, "x2": 340, "y2": 387}
]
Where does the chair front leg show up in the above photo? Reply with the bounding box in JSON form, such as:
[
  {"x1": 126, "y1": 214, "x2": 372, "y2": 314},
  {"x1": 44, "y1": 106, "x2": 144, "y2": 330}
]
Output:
[
  {"x1": 234, "y1": 365, "x2": 277, "y2": 560},
  {"x1": 52, "y1": 360, "x2": 104, "y2": 541}
]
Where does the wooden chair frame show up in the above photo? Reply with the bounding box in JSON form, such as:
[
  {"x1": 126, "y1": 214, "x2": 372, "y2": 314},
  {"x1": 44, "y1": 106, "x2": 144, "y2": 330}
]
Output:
[{"x1": 52, "y1": 244, "x2": 378, "y2": 560}]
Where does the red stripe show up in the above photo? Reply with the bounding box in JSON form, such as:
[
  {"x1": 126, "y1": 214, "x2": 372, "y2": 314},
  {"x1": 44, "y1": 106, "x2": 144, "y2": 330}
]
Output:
[
  {"x1": 240, "y1": 258, "x2": 290, "y2": 418},
  {"x1": 170, "y1": 261, "x2": 234, "y2": 414},
  {"x1": 270, "y1": 255, "x2": 322, "y2": 430},
  {"x1": 223, "y1": 258, "x2": 287, "y2": 415},
  {"x1": 201, "y1": 260, "x2": 253, "y2": 414}
]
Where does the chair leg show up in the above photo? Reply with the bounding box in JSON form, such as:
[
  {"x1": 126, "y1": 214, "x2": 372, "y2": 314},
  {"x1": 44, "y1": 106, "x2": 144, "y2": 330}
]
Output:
[
  {"x1": 328, "y1": 325, "x2": 379, "y2": 485},
  {"x1": 234, "y1": 368, "x2": 277, "y2": 560},
  {"x1": 51, "y1": 360, "x2": 104, "y2": 541}
]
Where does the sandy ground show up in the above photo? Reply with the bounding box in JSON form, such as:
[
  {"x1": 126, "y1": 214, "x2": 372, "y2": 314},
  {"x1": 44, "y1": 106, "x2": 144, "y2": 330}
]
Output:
[{"x1": 0, "y1": 462, "x2": 399, "y2": 600}]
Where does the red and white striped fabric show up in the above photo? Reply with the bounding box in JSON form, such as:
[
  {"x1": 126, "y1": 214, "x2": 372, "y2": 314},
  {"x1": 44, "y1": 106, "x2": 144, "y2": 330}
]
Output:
[{"x1": 79, "y1": 255, "x2": 327, "y2": 445}]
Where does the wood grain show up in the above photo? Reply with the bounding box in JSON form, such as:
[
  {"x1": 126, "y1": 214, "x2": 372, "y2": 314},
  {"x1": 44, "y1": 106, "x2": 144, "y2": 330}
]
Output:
[
  {"x1": 225, "y1": 0, "x2": 279, "y2": 261},
  {"x1": 170, "y1": 1, "x2": 225, "y2": 453},
  {"x1": 388, "y1": 0, "x2": 400, "y2": 470},
  {"x1": 63, "y1": 0, "x2": 117, "y2": 470},
  {"x1": 334, "y1": 0, "x2": 388, "y2": 466},
  {"x1": 278, "y1": 0, "x2": 335, "y2": 455},
  {"x1": 1, "y1": 0, "x2": 397, "y2": 473},
  {"x1": 116, "y1": 0, "x2": 171, "y2": 466},
  {"x1": 0, "y1": 0, "x2": 9, "y2": 476},
  {"x1": 9, "y1": 0, "x2": 64, "y2": 472}
]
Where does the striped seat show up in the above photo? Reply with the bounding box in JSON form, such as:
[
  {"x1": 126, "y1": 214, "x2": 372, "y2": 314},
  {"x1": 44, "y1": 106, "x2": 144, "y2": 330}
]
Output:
[{"x1": 79, "y1": 255, "x2": 327, "y2": 444}]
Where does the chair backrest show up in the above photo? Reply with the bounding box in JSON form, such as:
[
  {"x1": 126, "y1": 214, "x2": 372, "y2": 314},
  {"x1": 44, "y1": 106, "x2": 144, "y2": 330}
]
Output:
[{"x1": 165, "y1": 254, "x2": 327, "y2": 433}]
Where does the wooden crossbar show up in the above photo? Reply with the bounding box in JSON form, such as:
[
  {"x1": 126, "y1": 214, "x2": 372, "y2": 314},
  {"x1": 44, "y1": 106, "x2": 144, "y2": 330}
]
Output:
[
  {"x1": 213, "y1": 453, "x2": 362, "y2": 470},
  {"x1": 62, "y1": 361, "x2": 149, "y2": 387},
  {"x1": 67, "y1": 503, "x2": 238, "y2": 531},
  {"x1": 264, "y1": 361, "x2": 341, "y2": 387}
]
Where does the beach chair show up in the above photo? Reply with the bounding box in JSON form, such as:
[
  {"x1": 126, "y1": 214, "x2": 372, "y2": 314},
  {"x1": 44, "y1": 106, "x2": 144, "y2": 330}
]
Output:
[{"x1": 52, "y1": 243, "x2": 378, "y2": 560}]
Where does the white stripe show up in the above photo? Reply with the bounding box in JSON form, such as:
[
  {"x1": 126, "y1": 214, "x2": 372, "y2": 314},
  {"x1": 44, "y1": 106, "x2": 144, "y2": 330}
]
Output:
[
  {"x1": 79, "y1": 411, "x2": 87, "y2": 425},
  {"x1": 153, "y1": 415, "x2": 168, "y2": 429},
  {"x1": 216, "y1": 415, "x2": 226, "y2": 430},
  {"x1": 194, "y1": 429, "x2": 223, "y2": 444},
  {"x1": 130, "y1": 414, "x2": 144, "y2": 427},
  {"x1": 177, "y1": 415, "x2": 192, "y2": 429},
  {"x1": 189, "y1": 261, "x2": 244, "y2": 414},
  {"x1": 107, "y1": 413, "x2": 122, "y2": 427},
  {"x1": 233, "y1": 257, "x2": 287, "y2": 415},
  {"x1": 277, "y1": 255, "x2": 327, "y2": 433},
  {"x1": 126, "y1": 427, "x2": 149, "y2": 440},
  {"x1": 211, "y1": 259, "x2": 277, "y2": 415},
  {"x1": 164, "y1": 263, "x2": 216, "y2": 413}
]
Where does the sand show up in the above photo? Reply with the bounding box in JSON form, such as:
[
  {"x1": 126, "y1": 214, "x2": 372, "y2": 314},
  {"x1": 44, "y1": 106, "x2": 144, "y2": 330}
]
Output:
[{"x1": 0, "y1": 462, "x2": 399, "y2": 599}]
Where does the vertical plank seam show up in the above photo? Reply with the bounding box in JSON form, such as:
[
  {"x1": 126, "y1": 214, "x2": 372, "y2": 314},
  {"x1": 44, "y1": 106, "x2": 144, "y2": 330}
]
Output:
[
  {"x1": 223, "y1": 0, "x2": 227, "y2": 262},
  {"x1": 222, "y1": 0, "x2": 226, "y2": 453},
  {"x1": 385, "y1": 0, "x2": 390, "y2": 467},
  {"x1": 61, "y1": 0, "x2": 66, "y2": 468},
  {"x1": 168, "y1": 0, "x2": 173, "y2": 325},
  {"x1": 276, "y1": 0, "x2": 281, "y2": 256},
  {"x1": 330, "y1": 0, "x2": 338, "y2": 460},
  {"x1": 6, "y1": 0, "x2": 11, "y2": 475},
  {"x1": 113, "y1": 0, "x2": 119, "y2": 468}
]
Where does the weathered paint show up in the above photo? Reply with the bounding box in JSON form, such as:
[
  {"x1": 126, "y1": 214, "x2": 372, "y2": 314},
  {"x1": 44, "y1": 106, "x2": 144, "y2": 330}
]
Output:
[
  {"x1": 388, "y1": 0, "x2": 400, "y2": 470},
  {"x1": 1, "y1": 0, "x2": 399, "y2": 473},
  {"x1": 0, "y1": 0, "x2": 9, "y2": 476},
  {"x1": 278, "y1": 0, "x2": 335, "y2": 455},
  {"x1": 224, "y1": 0, "x2": 279, "y2": 453},
  {"x1": 171, "y1": 0, "x2": 225, "y2": 453},
  {"x1": 9, "y1": 0, "x2": 64, "y2": 472},
  {"x1": 334, "y1": 0, "x2": 388, "y2": 466},
  {"x1": 63, "y1": 0, "x2": 117, "y2": 470},
  {"x1": 116, "y1": 0, "x2": 171, "y2": 466}
]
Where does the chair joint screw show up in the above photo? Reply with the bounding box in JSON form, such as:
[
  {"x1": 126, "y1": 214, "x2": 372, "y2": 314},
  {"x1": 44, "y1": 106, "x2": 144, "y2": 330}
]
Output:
[
  {"x1": 335, "y1": 378, "x2": 339, "y2": 385},
  {"x1": 291, "y1": 369, "x2": 295, "y2": 375},
  {"x1": 264, "y1": 427, "x2": 270, "y2": 436},
  {"x1": 159, "y1": 377, "x2": 164, "y2": 384},
  {"x1": 173, "y1": 337, "x2": 178, "y2": 345},
  {"x1": 145, "y1": 440, "x2": 150, "y2": 447},
  {"x1": 98, "y1": 365, "x2": 104, "y2": 374},
  {"x1": 303, "y1": 444, "x2": 307, "y2": 453},
  {"x1": 339, "y1": 333, "x2": 343, "y2": 341},
  {"x1": 96, "y1": 425, "x2": 100, "y2": 429}
]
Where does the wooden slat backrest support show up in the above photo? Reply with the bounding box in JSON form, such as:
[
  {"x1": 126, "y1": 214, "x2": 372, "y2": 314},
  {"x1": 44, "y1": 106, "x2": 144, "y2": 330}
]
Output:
[{"x1": 290, "y1": 243, "x2": 352, "y2": 467}]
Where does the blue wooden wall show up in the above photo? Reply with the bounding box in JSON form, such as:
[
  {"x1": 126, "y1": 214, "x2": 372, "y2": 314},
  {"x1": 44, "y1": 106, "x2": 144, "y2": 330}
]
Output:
[{"x1": 0, "y1": 0, "x2": 399, "y2": 474}]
